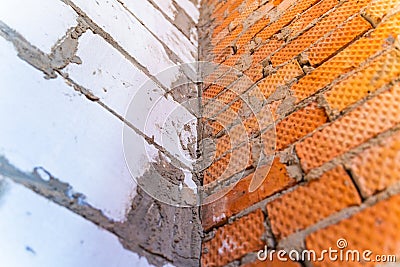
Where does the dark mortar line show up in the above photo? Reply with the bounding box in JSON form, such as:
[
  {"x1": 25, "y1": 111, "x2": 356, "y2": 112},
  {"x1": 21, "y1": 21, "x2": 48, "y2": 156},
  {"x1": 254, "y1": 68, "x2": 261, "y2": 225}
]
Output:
[
  {"x1": 147, "y1": 0, "x2": 198, "y2": 47},
  {"x1": 0, "y1": 155, "x2": 116, "y2": 231},
  {"x1": 0, "y1": 17, "x2": 195, "y2": 171},
  {"x1": 172, "y1": 0, "x2": 197, "y2": 26},
  {"x1": 343, "y1": 165, "x2": 365, "y2": 202},
  {"x1": 62, "y1": 0, "x2": 179, "y2": 95},
  {"x1": 0, "y1": 155, "x2": 177, "y2": 267},
  {"x1": 115, "y1": 0, "x2": 196, "y2": 65},
  {"x1": 60, "y1": 72, "x2": 193, "y2": 172}
]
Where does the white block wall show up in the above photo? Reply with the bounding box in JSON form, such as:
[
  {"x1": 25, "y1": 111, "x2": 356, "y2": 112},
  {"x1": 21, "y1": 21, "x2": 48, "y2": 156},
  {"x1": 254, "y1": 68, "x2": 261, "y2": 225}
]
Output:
[{"x1": 0, "y1": 0, "x2": 199, "y2": 265}]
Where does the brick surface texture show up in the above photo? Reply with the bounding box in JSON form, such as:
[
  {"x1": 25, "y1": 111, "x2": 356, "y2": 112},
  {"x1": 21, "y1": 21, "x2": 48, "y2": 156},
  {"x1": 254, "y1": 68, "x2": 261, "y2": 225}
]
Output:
[{"x1": 200, "y1": 0, "x2": 400, "y2": 266}]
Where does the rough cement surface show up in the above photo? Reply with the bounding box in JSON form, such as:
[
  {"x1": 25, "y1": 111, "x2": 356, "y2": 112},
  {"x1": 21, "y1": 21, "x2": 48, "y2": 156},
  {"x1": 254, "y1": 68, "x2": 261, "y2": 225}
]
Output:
[{"x1": 115, "y1": 155, "x2": 202, "y2": 267}]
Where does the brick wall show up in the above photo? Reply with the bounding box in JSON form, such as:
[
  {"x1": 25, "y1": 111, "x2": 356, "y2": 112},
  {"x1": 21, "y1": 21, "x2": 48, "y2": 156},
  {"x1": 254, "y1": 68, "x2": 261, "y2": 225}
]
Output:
[
  {"x1": 199, "y1": 0, "x2": 400, "y2": 266},
  {"x1": 0, "y1": 0, "x2": 200, "y2": 266}
]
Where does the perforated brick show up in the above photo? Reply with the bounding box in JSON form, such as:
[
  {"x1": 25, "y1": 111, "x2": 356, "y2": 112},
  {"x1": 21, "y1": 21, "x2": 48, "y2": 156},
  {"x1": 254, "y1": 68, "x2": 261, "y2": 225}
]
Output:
[
  {"x1": 252, "y1": 38, "x2": 284, "y2": 63},
  {"x1": 307, "y1": 15, "x2": 372, "y2": 66},
  {"x1": 306, "y1": 194, "x2": 400, "y2": 267},
  {"x1": 224, "y1": 50, "x2": 243, "y2": 66},
  {"x1": 229, "y1": 76, "x2": 255, "y2": 95},
  {"x1": 214, "y1": 24, "x2": 244, "y2": 55},
  {"x1": 216, "y1": 89, "x2": 240, "y2": 106},
  {"x1": 256, "y1": 0, "x2": 321, "y2": 42},
  {"x1": 236, "y1": 17, "x2": 270, "y2": 49},
  {"x1": 296, "y1": 83, "x2": 400, "y2": 172},
  {"x1": 204, "y1": 152, "x2": 232, "y2": 185},
  {"x1": 201, "y1": 209, "x2": 265, "y2": 267},
  {"x1": 203, "y1": 84, "x2": 226, "y2": 104},
  {"x1": 245, "y1": 62, "x2": 264, "y2": 82},
  {"x1": 350, "y1": 130, "x2": 400, "y2": 197},
  {"x1": 325, "y1": 48, "x2": 400, "y2": 112},
  {"x1": 363, "y1": 0, "x2": 400, "y2": 26},
  {"x1": 202, "y1": 158, "x2": 295, "y2": 230},
  {"x1": 267, "y1": 166, "x2": 361, "y2": 240},
  {"x1": 204, "y1": 144, "x2": 252, "y2": 184},
  {"x1": 206, "y1": 120, "x2": 225, "y2": 136},
  {"x1": 213, "y1": 10, "x2": 241, "y2": 37},
  {"x1": 268, "y1": 100, "x2": 283, "y2": 121},
  {"x1": 287, "y1": 0, "x2": 339, "y2": 40},
  {"x1": 271, "y1": 0, "x2": 372, "y2": 66},
  {"x1": 214, "y1": 46, "x2": 235, "y2": 64},
  {"x1": 275, "y1": 102, "x2": 328, "y2": 150},
  {"x1": 215, "y1": 134, "x2": 232, "y2": 159},
  {"x1": 258, "y1": 61, "x2": 303, "y2": 98},
  {"x1": 291, "y1": 12, "x2": 400, "y2": 102}
]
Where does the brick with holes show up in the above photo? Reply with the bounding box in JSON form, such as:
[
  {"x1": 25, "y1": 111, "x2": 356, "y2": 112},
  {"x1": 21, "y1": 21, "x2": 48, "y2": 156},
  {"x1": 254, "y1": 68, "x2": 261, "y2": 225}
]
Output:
[
  {"x1": 291, "y1": 12, "x2": 400, "y2": 102},
  {"x1": 202, "y1": 158, "x2": 296, "y2": 231},
  {"x1": 349, "y1": 130, "x2": 400, "y2": 197},
  {"x1": 306, "y1": 194, "x2": 400, "y2": 267},
  {"x1": 267, "y1": 166, "x2": 361, "y2": 240},
  {"x1": 201, "y1": 209, "x2": 265, "y2": 267},
  {"x1": 275, "y1": 102, "x2": 328, "y2": 151},
  {"x1": 271, "y1": 0, "x2": 372, "y2": 66},
  {"x1": 324, "y1": 48, "x2": 400, "y2": 113},
  {"x1": 296, "y1": 82, "x2": 400, "y2": 173}
]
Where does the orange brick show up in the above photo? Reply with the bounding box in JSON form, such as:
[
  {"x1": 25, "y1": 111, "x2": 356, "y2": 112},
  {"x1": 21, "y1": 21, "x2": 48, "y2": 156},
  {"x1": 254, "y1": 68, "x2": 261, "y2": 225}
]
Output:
[
  {"x1": 291, "y1": 12, "x2": 400, "y2": 102},
  {"x1": 287, "y1": 0, "x2": 339, "y2": 39},
  {"x1": 202, "y1": 209, "x2": 265, "y2": 267},
  {"x1": 215, "y1": 134, "x2": 232, "y2": 159},
  {"x1": 204, "y1": 144, "x2": 252, "y2": 185},
  {"x1": 325, "y1": 48, "x2": 400, "y2": 112},
  {"x1": 223, "y1": 50, "x2": 243, "y2": 66},
  {"x1": 241, "y1": 258, "x2": 302, "y2": 267},
  {"x1": 204, "y1": 152, "x2": 231, "y2": 185},
  {"x1": 245, "y1": 63, "x2": 264, "y2": 82},
  {"x1": 271, "y1": 0, "x2": 372, "y2": 66},
  {"x1": 205, "y1": 120, "x2": 225, "y2": 136},
  {"x1": 252, "y1": 39, "x2": 284, "y2": 63},
  {"x1": 275, "y1": 102, "x2": 328, "y2": 151},
  {"x1": 214, "y1": 24, "x2": 244, "y2": 55},
  {"x1": 214, "y1": 46, "x2": 234, "y2": 64},
  {"x1": 203, "y1": 84, "x2": 225, "y2": 104},
  {"x1": 257, "y1": 60, "x2": 303, "y2": 98},
  {"x1": 296, "y1": 83, "x2": 400, "y2": 173},
  {"x1": 229, "y1": 76, "x2": 255, "y2": 95},
  {"x1": 363, "y1": 0, "x2": 400, "y2": 26},
  {"x1": 213, "y1": 10, "x2": 240, "y2": 38},
  {"x1": 202, "y1": 158, "x2": 296, "y2": 230},
  {"x1": 256, "y1": 0, "x2": 321, "y2": 42},
  {"x1": 350, "y1": 130, "x2": 400, "y2": 197},
  {"x1": 216, "y1": 89, "x2": 240, "y2": 107},
  {"x1": 307, "y1": 15, "x2": 372, "y2": 66},
  {"x1": 236, "y1": 17, "x2": 271, "y2": 50},
  {"x1": 267, "y1": 166, "x2": 361, "y2": 240},
  {"x1": 306, "y1": 194, "x2": 400, "y2": 267}
]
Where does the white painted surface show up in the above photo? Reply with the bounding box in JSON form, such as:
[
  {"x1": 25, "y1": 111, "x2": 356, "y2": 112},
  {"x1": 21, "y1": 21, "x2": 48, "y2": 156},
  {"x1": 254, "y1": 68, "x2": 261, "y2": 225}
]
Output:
[
  {"x1": 0, "y1": 178, "x2": 155, "y2": 267},
  {"x1": 120, "y1": 0, "x2": 196, "y2": 62},
  {"x1": 0, "y1": 37, "x2": 155, "y2": 221},
  {"x1": 152, "y1": 0, "x2": 177, "y2": 20},
  {"x1": 65, "y1": 32, "x2": 197, "y2": 169},
  {"x1": 0, "y1": 0, "x2": 77, "y2": 53},
  {"x1": 174, "y1": 0, "x2": 199, "y2": 23},
  {"x1": 69, "y1": 0, "x2": 180, "y2": 87}
]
